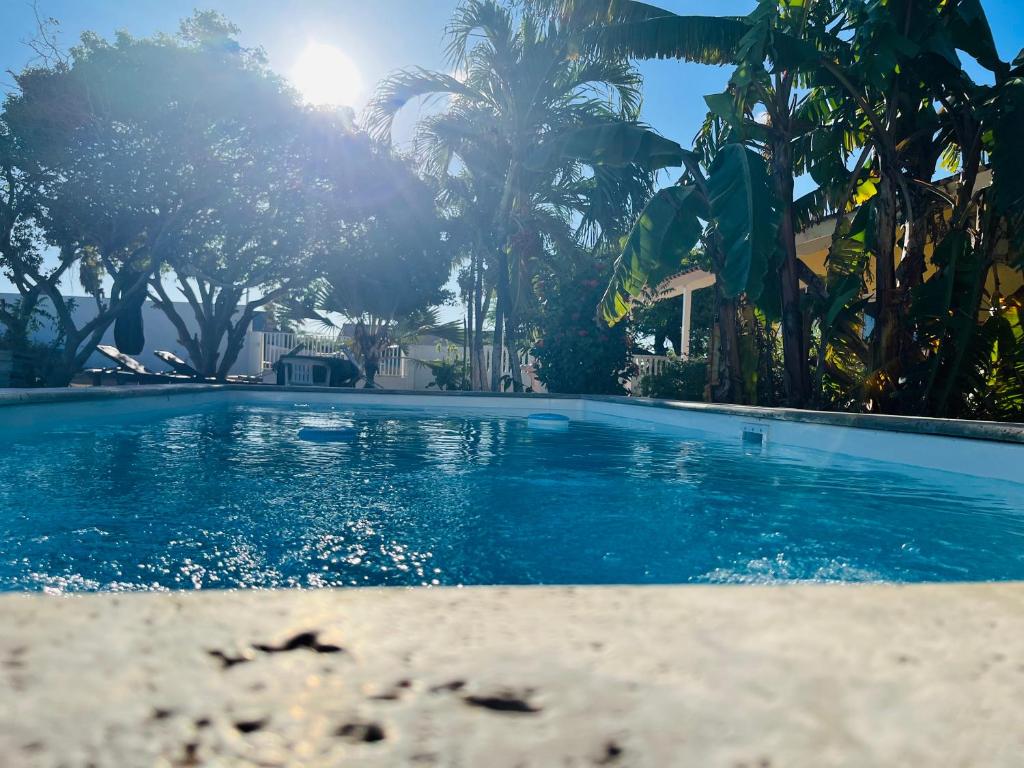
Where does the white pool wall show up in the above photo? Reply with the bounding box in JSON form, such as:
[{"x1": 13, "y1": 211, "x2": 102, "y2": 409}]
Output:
[
  {"x1": 1, "y1": 385, "x2": 1020, "y2": 483},
  {"x1": 582, "y1": 398, "x2": 1021, "y2": 482}
]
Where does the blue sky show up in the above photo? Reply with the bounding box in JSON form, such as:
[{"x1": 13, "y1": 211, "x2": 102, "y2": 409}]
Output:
[{"x1": 1, "y1": 0, "x2": 1022, "y2": 299}]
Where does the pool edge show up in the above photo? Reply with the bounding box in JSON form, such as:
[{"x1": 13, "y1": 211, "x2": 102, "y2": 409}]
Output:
[{"x1": 1, "y1": 383, "x2": 1021, "y2": 444}]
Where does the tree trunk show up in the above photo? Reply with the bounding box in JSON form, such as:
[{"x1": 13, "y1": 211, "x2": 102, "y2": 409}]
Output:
[
  {"x1": 712, "y1": 288, "x2": 744, "y2": 404},
  {"x1": 489, "y1": 254, "x2": 508, "y2": 392},
  {"x1": 43, "y1": 351, "x2": 78, "y2": 387},
  {"x1": 871, "y1": 167, "x2": 901, "y2": 405},
  {"x1": 470, "y1": 251, "x2": 488, "y2": 391},
  {"x1": 503, "y1": 311, "x2": 525, "y2": 392},
  {"x1": 489, "y1": 299, "x2": 504, "y2": 392},
  {"x1": 772, "y1": 139, "x2": 810, "y2": 408}
]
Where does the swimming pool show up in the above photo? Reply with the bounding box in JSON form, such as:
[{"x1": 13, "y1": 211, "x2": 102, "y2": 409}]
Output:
[{"x1": 1, "y1": 389, "x2": 1022, "y2": 591}]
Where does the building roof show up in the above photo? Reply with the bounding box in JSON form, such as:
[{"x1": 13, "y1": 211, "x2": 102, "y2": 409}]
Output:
[{"x1": 649, "y1": 267, "x2": 717, "y2": 302}]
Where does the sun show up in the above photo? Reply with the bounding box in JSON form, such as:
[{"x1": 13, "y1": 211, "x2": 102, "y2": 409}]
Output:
[{"x1": 291, "y1": 42, "x2": 364, "y2": 108}]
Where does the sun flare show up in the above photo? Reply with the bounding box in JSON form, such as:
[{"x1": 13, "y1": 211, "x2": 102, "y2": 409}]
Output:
[{"x1": 291, "y1": 42, "x2": 363, "y2": 107}]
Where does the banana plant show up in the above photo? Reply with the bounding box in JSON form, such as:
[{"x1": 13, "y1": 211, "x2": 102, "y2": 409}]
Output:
[
  {"x1": 585, "y1": 137, "x2": 780, "y2": 403},
  {"x1": 562, "y1": 0, "x2": 849, "y2": 405}
]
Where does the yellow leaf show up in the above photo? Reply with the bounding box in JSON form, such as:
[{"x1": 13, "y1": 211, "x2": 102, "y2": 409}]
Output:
[{"x1": 853, "y1": 179, "x2": 878, "y2": 205}]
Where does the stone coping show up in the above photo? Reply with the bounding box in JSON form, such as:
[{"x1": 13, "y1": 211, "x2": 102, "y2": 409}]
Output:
[
  {"x1": 1, "y1": 583, "x2": 1022, "y2": 766},
  {"x1": 1, "y1": 383, "x2": 1022, "y2": 444}
]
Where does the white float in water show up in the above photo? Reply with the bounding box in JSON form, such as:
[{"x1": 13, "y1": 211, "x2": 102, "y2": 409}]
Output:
[
  {"x1": 298, "y1": 426, "x2": 356, "y2": 442},
  {"x1": 527, "y1": 413, "x2": 570, "y2": 431}
]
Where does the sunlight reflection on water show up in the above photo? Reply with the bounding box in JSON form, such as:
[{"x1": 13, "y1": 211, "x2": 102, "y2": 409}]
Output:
[{"x1": 1, "y1": 403, "x2": 1023, "y2": 592}]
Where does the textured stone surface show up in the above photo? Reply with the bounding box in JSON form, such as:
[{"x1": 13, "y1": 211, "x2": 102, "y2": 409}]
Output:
[{"x1": 1, "y1": 584, "x2": 1023, "y2": 767}]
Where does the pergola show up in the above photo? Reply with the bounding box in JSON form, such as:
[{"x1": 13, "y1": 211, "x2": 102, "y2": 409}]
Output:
[{"x1": 645, "y1": 267, "x2": 716, "y2": 359}]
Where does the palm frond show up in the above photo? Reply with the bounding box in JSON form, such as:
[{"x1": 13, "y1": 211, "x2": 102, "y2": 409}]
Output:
[
  {"x1": 445, "y1": 0, "x2": 517, "y2": 70},
  {"x1": 582, "y1": 15, "x2": 750, "y2": 66},
  {"x1": 364, "y1": 67, "x2": 481, "y2": 143}
]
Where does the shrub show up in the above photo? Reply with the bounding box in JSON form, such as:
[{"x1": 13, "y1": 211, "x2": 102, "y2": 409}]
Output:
[
  {"x1": 531, "y1": 258, "x2": 633, "y2": 395},
  {"x1": 638, "y1": 358, "x2": 708, "y2": 401}
]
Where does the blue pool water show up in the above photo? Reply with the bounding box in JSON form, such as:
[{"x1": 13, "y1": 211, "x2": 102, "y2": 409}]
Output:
[{"x1": 1, "y1": 402, "x2": 1023, "y2": 591}]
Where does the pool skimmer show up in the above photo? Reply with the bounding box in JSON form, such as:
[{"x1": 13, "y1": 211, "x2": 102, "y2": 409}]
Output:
[{"x1": 527, "y1": 413, "x2": 571, "y2": 431}]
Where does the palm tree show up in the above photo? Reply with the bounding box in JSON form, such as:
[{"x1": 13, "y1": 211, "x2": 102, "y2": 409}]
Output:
[{"x1": 365, "y1": 0, "x2": 653, "y2": 391}]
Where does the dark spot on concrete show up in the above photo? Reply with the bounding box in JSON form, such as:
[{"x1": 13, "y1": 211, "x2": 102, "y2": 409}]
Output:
[
  {"x1": 430, "y1": 679, "x2": 466, "y2": 693},
  {"x1": 234, "y1": 719, "x2": 266, "y2": 734},
  {"x1": 595, "y1": 740, "x2": 623, "y2": 764},
  {"x1": 152, "y1": 708, "x2": 174, "y2": 720},
  {"x1": 179, "y1": 741, "x2": 200, "y2": 767},
  {"x1": 208, "y1": 649, "x2": 250, "y2": 669},
  {"x1": 253, "y1": 631, "x2": 343, "y2": 655},
  {"x1": 195, "y1": 718, "x2": 211, "y2": 729},
  {"x1": 21, "y1": 742, "x2": 43, "y2": 753},
  {"x1": 371, "y1": 678, "x2": 414, "y2": 700},
  {"x1": 463, "y1": 691, "x2": 540, "y2": 714},
  {"x1": 336, "y1": 721, "x2": 386, "y2": 743}
]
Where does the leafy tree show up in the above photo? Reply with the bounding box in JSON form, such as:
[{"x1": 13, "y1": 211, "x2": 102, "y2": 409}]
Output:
[
  {"x1": 532, "y1": 251, "x2": 633, "y2": 394},
  {"x1": 1, "y1": 14, "x2": 290, "y2": 384},
  {"x1": 302, "y1": 160, "x2": 462, "y2": 386},
  {"x1": 148, "y1": 105, "x2": 391, "y2": 379},
  {"x1": 142, "y1": 16, "x2": 339, "y2": 379}
]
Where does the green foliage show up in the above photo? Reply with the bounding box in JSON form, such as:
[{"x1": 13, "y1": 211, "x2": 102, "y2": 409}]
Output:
[
  {"x1": 425, "y1": 357, "x2": 472, "y2": 391},
  {"x1": 990, "y1": 78, "x2": 1024, "y2": 244},
  {"x1": 1, "y1": 11, "x2": 309, "y2": 382},
  {"x1": 637, "y1": 358, "x2": 707, "y2": 401},
  {"x1": 533, "y1": 255, "x2": 632, "y2": 394},
  {"x1": 581, "y1": 0, "x2": 1024, "y2": 420},
  {"x1": 582, "y1": 13, "x2": 751, "y2": 66},
  {"x1": 706, "y1": 144, "x2": 780, "y2": 302},
  {"x1": 368, "y1": 0, "x2": 655, "y2": 390},
  {"x1": 631, "y1": 288, "x2": 714, "y2": 359},
  {"x1": 315, "y1": 164, "x2": 456, "y2": 322},
  {"x1": 599, "y1": 184, "x2": 706, "y2": 324},
  {"x1": 530, "y1": 122, "x2": 692, "y2": 172}
]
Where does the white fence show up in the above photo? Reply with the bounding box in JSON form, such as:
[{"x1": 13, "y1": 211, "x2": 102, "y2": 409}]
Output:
[
  {"x1": 633, "y1": 355, "x2": 670, "y2": 380},
  {"x1": 251, "y1": 331, "x2": 405, "y2": 377},
  {"x1": 249, "y1": 330, "x2": 545, "y2": 391},
  {"x1": 481, "y1": 346, "x2": 545, "y2": 392},
  {"x1": 629, "y1": 354, "x2": 670, "y2": 393}
]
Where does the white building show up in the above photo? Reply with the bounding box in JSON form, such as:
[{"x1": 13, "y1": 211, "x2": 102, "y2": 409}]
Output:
[{"x1": 1, "y1": 293, "x2": 541, "y2": 391}]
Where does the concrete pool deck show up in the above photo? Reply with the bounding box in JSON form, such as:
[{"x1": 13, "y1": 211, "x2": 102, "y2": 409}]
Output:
[{"x1": 1, "y1": 584, "x2": 1023, "y2": 767}]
